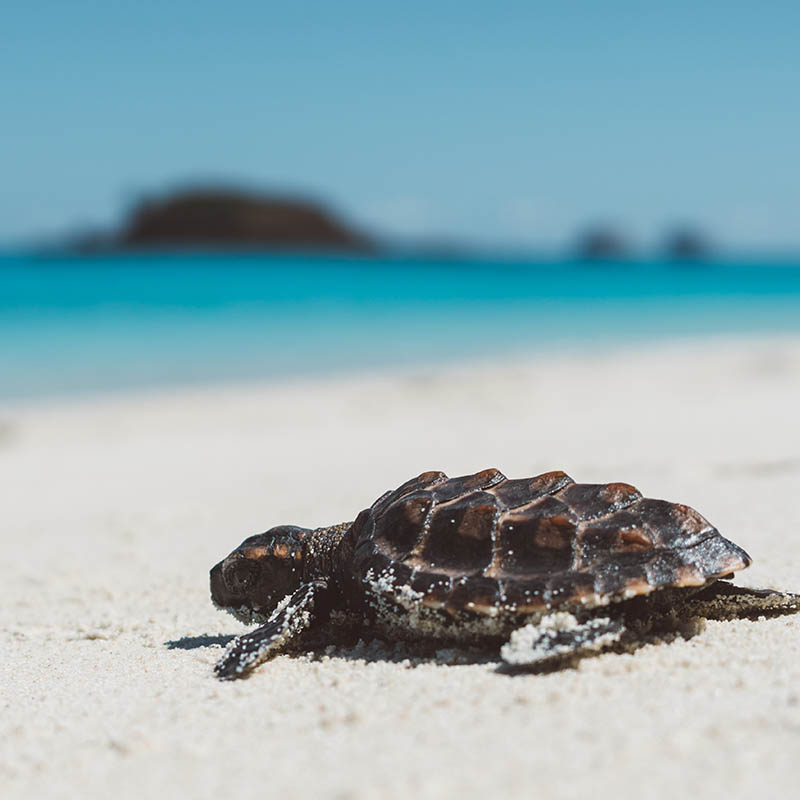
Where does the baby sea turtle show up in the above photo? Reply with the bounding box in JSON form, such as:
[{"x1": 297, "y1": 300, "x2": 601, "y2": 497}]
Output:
[{"x1": 209, "y1": 468, "x2": 799, "y2": 679}]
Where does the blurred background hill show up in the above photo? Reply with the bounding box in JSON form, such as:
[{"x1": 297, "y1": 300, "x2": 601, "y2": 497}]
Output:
[{"x1": 72, "y1": 187, "x2": 374, "y2": 253}]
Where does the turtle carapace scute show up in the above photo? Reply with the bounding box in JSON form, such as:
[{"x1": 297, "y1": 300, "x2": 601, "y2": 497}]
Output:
[{"x1": 209, "y1": 469, "x2": 799, "y2": 679}]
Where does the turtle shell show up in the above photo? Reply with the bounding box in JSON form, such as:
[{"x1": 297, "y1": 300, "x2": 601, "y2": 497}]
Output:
[{"x1": 351, "y1": 469, "x2": 751, "y2": 615}]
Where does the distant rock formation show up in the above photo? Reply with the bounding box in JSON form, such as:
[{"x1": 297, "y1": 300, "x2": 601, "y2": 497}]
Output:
[
  {"x1": 574, "y1": 226, "x2": 631, "y2": 260},
  {"x1": 81, "y1": 187, "x2": 373, "y2": 252},
  {"x1": 662, "y1": 227, "x2": 712, "y2": 261}
]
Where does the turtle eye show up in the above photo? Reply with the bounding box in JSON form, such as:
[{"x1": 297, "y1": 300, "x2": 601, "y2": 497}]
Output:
[{"x1": 224, "y1": 559, "x2": 260, "y2": 594}]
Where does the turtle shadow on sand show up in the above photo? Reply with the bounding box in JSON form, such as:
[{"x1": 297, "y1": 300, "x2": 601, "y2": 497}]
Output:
[
  {"x1": 165, "y1": 627, "x2": 501, "y2": 670},
  {"x1": 166, "y1": 633, "x2": 236, "y2": 651}
]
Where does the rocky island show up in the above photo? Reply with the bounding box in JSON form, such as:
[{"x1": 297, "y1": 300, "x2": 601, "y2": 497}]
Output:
[{"x1": 76, "y1": 187, "x2": 373, "y2": 252}]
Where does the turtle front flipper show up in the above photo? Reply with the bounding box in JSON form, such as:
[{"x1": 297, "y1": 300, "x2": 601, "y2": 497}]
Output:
[
  {"x1": 215, "y1": 580, "x2": 326, "y2": 680},
  {"x1": 500, "y1": 613, "x2": 625, "y2": 670}
]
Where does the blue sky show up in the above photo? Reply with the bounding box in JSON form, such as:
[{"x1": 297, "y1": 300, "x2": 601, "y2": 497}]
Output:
[{"x1": 3, "y1": 2, "x2": 799, "y2": 249}]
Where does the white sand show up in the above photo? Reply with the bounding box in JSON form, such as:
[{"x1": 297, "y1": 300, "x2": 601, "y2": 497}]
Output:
[{"x1": 3, "y1": 335, "x2": 800, "y2": 800}]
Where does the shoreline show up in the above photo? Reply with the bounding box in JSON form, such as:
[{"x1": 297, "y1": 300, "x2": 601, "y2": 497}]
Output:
[
  {"x1": 3, "y1": 329, "x2": 800, "y2": 410},
  {"x1": 3, "y1": 333, "x2": 800, "y2": 799}
]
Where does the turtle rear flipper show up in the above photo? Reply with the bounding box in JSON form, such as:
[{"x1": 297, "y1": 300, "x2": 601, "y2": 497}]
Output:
[
  {"x1": 500, "y1": 613, "x2": 625, "y2": 670},
  {"x1": 215, "y1": 580, "x2": 325, "y2": 680},
  {"x1": 680, "y1": 580, "x2": 800, "y2": 621}
]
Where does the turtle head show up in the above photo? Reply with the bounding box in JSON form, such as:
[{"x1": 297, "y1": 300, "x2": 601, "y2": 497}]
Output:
[{"x1": 210, "y1": 526, "x2": 310, "y2": 623}]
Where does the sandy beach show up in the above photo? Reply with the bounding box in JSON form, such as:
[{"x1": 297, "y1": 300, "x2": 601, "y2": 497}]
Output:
[{"x1": 3, "y1": 334, "x2": 800, "y2": 800}]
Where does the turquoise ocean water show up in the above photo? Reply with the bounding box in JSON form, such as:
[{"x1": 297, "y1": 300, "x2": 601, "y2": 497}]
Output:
[{"x1": 3, "y1": 251, "x2": 800, "y2": 400}]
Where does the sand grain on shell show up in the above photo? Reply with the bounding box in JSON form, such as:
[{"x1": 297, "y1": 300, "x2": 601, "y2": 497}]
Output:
[{"x1": 2, "y1": 336, "x2": 800, "y2": 799}]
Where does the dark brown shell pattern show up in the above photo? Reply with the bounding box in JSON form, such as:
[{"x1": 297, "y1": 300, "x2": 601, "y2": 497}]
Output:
[{"x1": 351, "y1": 469, "x2": 752, "y2": 616}]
